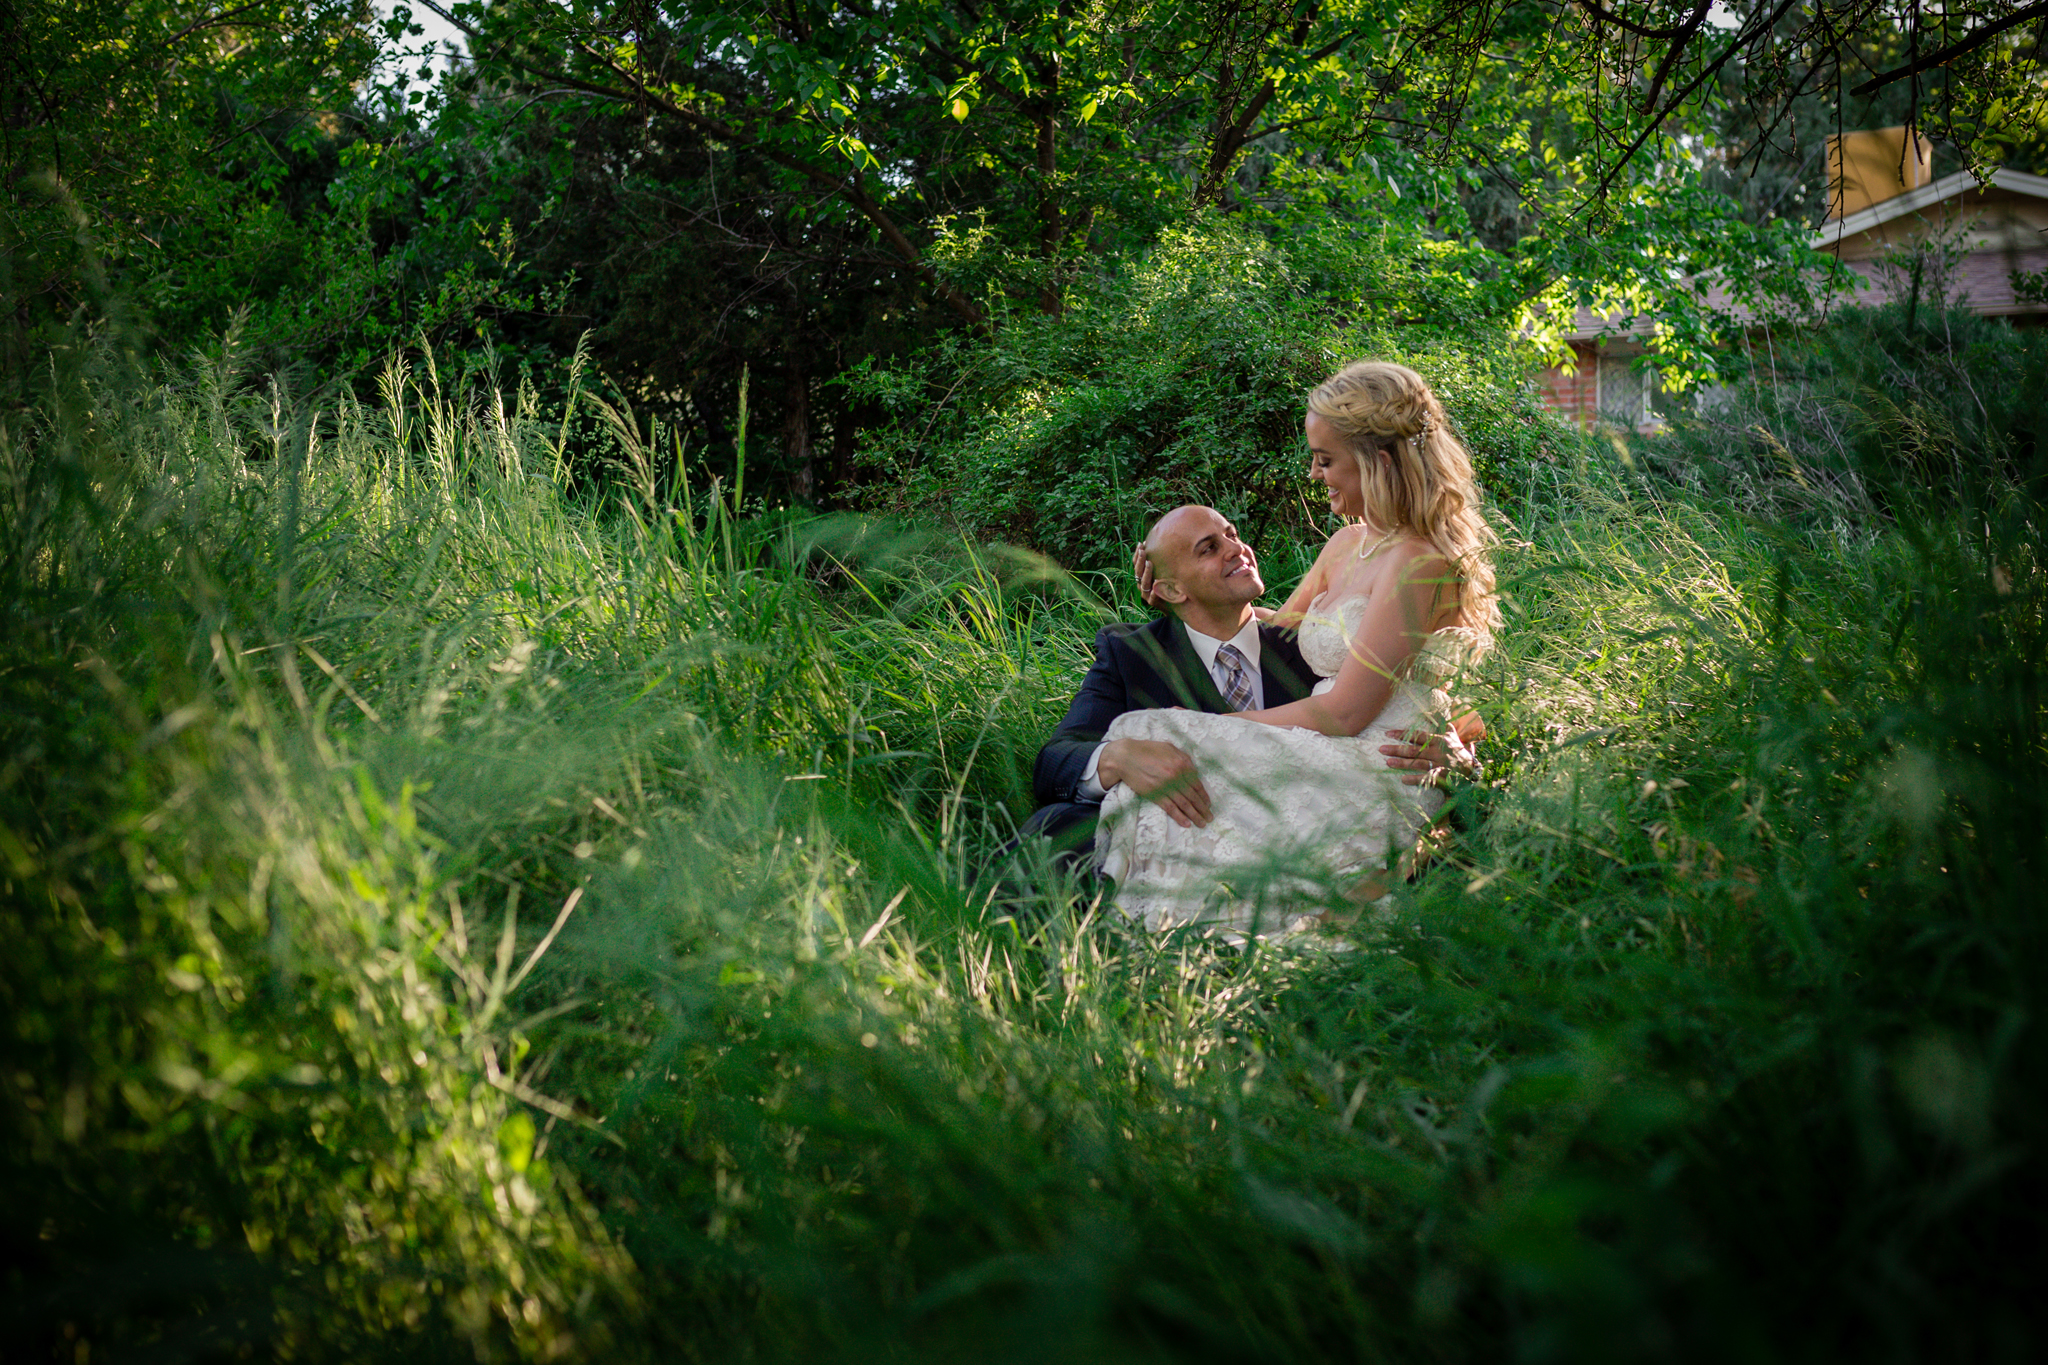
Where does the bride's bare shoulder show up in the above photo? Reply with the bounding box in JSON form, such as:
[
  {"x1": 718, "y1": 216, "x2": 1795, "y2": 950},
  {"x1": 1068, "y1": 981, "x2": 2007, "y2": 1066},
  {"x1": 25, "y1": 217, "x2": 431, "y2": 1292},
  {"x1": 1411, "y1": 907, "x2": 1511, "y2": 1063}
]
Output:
[
  {"x1": 1304, "y1": 524, "x2": 1370, "y2": 578},
  {"x1": 1322, "y1": 523, "x2": 1371, "y2": 554},
  {"x1": 1269, "y1": 524, "x2": 1356, "y2": 625},
  {"x1": 1376, "y1": 536, "x2": 1465, "y2": 622},
  {"x1": 1380, "y1": 534, "x2": 1451, "y2": 574}
]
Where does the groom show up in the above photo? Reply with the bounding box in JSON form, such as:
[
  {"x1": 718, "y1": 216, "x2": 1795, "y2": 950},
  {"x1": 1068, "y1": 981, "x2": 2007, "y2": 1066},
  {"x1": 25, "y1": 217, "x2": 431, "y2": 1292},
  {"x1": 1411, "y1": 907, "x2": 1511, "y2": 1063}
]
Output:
[{"x1": 1021, "y1": 504, "x2": 1467, "y2": 862}]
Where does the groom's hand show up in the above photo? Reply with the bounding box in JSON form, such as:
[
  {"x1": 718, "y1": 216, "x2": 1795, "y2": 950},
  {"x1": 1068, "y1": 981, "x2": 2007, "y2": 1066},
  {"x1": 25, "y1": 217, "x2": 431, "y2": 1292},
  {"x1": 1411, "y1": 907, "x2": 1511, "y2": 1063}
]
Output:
[{"x1": 1099, "y1": 738, "x2": 1212, "y2": 828}]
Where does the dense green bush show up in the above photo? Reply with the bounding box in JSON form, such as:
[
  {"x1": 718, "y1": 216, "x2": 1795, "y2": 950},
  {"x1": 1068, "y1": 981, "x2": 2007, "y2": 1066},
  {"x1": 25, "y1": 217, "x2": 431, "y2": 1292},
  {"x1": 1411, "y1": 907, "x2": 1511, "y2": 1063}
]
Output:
[{"x1": 856, "y1": 221, "x2": 1570, "y2": 573}]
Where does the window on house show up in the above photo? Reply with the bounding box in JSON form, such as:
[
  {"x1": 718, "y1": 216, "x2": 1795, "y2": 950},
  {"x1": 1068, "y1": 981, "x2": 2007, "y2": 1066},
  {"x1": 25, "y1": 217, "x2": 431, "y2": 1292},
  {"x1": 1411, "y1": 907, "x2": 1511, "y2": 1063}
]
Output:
[{"x1": 1597, "y1": 354, "x2": 1652, "y2": 427}]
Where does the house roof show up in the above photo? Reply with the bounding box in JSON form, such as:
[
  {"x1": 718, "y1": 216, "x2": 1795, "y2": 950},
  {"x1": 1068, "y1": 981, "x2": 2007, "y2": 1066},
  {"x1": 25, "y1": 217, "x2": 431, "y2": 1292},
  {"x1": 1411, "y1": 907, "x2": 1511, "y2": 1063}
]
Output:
[
  {"x1": 1812, "y1": 167, "x2": 2048, "y2": 251},
  {"x1": 1552, "y1": 167, "x2": 2048, "y2": 344}
]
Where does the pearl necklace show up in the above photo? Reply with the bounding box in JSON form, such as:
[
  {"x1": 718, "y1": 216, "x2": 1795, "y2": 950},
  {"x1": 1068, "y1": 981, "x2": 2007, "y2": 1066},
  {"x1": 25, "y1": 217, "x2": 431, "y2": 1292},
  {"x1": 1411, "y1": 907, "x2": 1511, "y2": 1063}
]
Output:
[{"x1": 1354, "y1": 526, "x2": 1402, "y2": 561}]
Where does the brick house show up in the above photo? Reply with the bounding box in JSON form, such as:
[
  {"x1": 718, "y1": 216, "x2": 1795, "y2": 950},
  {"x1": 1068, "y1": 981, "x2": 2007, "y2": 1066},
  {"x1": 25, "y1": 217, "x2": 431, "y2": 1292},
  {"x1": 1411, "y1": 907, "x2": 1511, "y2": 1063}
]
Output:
[
  {"x1": 1538, "y1": 128, "x2": 2048, "y2": 430},
  {"x1": 1818, "y1": 161, "x2": 2048, "y2": 320},
  {"x1": 1536, "y1": 324, "x2": 1659, "y2": 431}
]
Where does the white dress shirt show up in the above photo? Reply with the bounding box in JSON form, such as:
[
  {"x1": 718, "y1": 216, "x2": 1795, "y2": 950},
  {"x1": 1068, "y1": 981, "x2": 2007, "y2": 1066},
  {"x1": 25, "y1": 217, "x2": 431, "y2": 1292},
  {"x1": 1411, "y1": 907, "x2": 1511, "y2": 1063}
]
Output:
[{"x1": 1078, "y1": 616, "x2": 1264, "y2": 800}]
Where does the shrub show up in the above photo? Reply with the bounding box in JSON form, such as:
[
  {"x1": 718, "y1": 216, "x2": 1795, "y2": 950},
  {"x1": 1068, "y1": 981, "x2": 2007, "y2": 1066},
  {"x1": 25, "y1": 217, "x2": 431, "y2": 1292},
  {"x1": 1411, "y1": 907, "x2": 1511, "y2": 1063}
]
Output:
[{"x1": 855, "y1": 221, "x2": 1570, "y2": 575}]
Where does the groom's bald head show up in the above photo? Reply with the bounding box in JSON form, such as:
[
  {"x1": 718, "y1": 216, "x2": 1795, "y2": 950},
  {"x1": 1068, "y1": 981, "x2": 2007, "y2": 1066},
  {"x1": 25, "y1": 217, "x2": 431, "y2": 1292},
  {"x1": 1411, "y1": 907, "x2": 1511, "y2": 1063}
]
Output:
[
  {"x1": 1143, "y1": 506, "x2": 1205, "y2": 564},
  {"x1": 1145, "y1": 505, "x2": 1265, "y2": 619}
]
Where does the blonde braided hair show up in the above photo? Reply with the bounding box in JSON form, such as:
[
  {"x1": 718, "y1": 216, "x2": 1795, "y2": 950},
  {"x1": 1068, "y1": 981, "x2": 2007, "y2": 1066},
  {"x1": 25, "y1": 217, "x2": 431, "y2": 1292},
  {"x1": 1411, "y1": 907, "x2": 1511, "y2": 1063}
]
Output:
[{"x1": 1306, "y1": 361, "x2": 1500, "y2": 635}]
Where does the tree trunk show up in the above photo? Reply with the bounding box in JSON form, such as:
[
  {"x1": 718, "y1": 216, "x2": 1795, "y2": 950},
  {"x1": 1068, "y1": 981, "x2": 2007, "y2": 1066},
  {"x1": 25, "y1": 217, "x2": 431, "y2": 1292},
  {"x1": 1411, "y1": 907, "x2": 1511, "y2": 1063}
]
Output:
[
  {"x1": 1035, "y1": 49, "x2": 1062, "y2": 314},
  {"x1": 783, "y1": 343, "x2": 813, "y2": 503},
  {"x1": 828, "y1": 394, "x2": 858, "y2": 506},
  {"x1": 1194, "y1": 69, "x2": 1276, "y2": 210},
  {"x1": 1192, "y1": 2, "x2": 1321, "y2": 210}
]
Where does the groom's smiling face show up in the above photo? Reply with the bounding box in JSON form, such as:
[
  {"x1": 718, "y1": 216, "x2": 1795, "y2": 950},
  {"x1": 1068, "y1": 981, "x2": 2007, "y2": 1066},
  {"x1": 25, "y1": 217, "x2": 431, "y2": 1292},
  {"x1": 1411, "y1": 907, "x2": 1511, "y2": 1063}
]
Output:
[{"x1": 1148, "y1": 506, "x2": 1266, "y2": 613}]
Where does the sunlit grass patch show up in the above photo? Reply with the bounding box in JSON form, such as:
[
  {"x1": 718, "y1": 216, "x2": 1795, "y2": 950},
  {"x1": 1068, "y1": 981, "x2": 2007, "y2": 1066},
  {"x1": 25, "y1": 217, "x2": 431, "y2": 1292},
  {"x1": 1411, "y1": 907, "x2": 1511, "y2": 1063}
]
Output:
[{"x1": 5, "y1": 330, "x2": 2044, "y2": 1361}]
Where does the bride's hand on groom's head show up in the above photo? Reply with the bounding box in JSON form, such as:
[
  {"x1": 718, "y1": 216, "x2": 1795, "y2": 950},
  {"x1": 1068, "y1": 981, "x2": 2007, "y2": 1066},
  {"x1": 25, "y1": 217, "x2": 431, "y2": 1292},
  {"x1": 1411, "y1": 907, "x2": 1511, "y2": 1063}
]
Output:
[{"x1": 1132, "y1": 543, "x2": 1162, "y2": 606}]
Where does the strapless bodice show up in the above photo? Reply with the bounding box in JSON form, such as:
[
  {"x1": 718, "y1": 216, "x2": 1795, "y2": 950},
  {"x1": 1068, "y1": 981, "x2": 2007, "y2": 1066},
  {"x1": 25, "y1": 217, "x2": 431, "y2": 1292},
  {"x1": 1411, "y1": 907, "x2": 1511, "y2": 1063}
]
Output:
[{"x1": 1296, "y1": 592, "x2": 1489, "y2": 688}]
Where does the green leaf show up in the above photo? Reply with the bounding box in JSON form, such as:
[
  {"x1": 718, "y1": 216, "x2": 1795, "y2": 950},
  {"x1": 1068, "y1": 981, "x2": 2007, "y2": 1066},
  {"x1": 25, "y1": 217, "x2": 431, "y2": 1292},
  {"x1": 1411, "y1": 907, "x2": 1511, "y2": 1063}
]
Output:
[{"x1": 498, "y1": 1110, "x2": 537, "y2": 1173}]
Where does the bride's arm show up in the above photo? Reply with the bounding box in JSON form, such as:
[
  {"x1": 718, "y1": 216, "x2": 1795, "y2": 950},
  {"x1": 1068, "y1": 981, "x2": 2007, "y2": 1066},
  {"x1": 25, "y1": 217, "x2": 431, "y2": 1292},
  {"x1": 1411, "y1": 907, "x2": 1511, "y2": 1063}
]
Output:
[{"x1": 1239, "y1": 545, "x2": 1453, "y2": 736}]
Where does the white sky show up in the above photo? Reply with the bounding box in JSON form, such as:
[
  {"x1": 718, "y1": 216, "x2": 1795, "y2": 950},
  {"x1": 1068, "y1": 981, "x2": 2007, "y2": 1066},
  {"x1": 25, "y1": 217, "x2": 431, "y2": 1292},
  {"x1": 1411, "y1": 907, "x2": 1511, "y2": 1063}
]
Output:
[{"x1": 378, "y1": 2, "x2": 469, "y2": 63}]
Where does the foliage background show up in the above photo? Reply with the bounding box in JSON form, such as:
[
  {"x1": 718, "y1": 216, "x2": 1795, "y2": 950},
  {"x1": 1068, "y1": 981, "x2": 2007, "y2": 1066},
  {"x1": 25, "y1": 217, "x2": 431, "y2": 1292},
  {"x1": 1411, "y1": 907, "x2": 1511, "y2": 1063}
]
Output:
[
  {"x1": 5, "y1": 1, "x2": 2048, "y2": 1361},
  {"x1": 21, "y1": 0, "x2": 2033, "y2": 500},
  {"x1": 855, "y1": 219, "x2": 1566, "y2": 569}
]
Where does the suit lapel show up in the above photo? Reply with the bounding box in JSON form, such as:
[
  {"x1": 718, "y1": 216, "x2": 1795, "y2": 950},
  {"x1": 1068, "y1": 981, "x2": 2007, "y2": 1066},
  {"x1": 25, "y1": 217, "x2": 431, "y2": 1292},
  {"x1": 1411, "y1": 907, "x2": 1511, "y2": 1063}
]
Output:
[
  {"x1": 1257, "y1": 623, "x2": 1316, "y2": 706},
  {"x1": 1170, "y1": 621, "x2": 1232, "y2": 713},
  {"x1": 1130, "y1": 617, "x2": 1316, "y2": 712},
  {"x1": 1127, "y1": 617, "x2": 1230, "y2": 712}
]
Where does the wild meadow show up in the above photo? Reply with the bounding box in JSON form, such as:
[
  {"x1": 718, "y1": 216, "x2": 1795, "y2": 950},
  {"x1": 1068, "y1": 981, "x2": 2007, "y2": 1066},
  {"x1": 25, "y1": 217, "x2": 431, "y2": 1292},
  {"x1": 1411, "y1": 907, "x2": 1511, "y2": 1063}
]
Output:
[{"x1": 4, "y1": 292, "x2": 2040, "y2": 1362}]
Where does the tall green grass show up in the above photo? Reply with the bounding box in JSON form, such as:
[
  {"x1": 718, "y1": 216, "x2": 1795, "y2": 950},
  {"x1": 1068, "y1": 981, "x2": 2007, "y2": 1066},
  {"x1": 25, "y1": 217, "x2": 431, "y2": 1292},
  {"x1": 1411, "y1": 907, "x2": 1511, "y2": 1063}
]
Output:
[{"x1": 3, "y1": 327, "x2": 2042, "y2": 1362}]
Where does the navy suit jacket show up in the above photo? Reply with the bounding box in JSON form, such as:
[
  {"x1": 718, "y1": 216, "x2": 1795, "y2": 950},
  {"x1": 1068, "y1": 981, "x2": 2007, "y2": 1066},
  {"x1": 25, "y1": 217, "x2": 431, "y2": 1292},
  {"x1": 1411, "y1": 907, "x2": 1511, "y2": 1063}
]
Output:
[{"x1": 1031, "y1": 614, "x2": 1319, "y2": 808}]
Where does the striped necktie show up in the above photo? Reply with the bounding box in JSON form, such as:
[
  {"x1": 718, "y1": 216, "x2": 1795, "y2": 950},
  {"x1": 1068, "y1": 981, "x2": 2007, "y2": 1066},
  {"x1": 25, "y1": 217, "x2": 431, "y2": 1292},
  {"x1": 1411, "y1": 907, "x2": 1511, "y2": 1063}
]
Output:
[{"x1": 1214, "y1": 643, "x2": 1256, "y2": 711}]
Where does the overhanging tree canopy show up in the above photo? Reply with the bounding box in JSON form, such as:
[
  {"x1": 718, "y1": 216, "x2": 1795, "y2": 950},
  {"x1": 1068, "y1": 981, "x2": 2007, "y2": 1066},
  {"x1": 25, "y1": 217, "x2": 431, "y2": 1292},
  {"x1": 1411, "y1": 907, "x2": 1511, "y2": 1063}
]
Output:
[{"x1": 412, "y1": 0, "x2": 2047, "y2": 324}]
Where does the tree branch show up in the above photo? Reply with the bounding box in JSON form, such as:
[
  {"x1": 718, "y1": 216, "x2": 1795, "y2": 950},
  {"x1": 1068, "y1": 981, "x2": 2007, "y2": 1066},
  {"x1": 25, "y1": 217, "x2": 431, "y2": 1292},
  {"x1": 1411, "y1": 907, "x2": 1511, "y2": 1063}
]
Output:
[
  {"x1": 1582, "y1": 0, "x2": 1802, "y2": 208},
  {"x1": 410, "y1": 0, "x2": 986, "y2": 329},
  {"x1": 1571, "y1": 0, "x2": 1710, "y2": 41},
  {"x1": 1636, "y1": 1, "x2": 1715, "y2": 114},
  {"x1": 1849, "y1": 1, "x2": 2048, "y2": 95},
  {"x1": 1193, "y1": 0, "x2": 1329, "y2": 209},
  {"x1": 160, "y1": 2, "x2": 275, "y2": 52}
]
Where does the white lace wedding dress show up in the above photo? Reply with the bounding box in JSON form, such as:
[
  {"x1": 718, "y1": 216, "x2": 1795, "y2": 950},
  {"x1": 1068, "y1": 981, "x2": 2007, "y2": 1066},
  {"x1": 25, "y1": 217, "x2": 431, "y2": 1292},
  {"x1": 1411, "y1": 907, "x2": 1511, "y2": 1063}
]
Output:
[{"x1": 1094, "y1": 594, "x2": 1485, "y2": 942}]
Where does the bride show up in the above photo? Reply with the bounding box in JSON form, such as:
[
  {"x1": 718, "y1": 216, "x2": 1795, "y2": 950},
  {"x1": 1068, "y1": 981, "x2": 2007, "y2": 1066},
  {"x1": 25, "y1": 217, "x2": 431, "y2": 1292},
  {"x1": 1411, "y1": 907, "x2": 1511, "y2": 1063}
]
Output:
[{"x1": 1098, "y1": 360, "x2": 1499, "y2": 940}]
